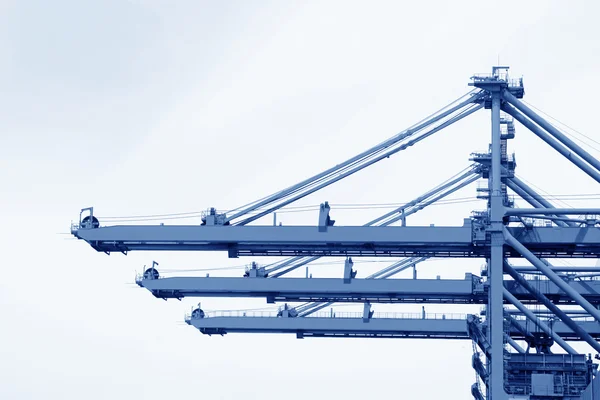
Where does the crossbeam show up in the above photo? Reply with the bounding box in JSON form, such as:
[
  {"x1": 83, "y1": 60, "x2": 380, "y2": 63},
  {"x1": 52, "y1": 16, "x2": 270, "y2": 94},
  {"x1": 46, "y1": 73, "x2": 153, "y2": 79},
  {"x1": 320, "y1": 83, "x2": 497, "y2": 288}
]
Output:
[
  {"x1": 185, "y1": 313, "x2": 600, "y2": 341},
  {"x1": 72, "y1": 224, "x2": 600, "y2": 258},
  {"x1": 139, "y1": 275, "x2": 600, "y2": 305}
]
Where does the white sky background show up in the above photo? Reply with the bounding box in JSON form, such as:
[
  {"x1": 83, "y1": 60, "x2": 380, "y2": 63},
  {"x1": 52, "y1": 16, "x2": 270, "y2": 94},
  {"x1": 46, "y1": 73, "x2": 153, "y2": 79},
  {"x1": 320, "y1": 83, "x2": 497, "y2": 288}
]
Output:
[{"x1": 1, "y1": 1, "x2": 600, "y2": 399}]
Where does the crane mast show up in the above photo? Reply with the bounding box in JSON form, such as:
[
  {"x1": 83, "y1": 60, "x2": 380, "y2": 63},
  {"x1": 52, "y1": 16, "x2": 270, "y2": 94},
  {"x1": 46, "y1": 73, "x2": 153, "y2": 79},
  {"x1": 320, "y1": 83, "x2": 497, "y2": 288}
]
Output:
[{"x1": 71, "y1": 67, "x2": 600, "y2": 399}]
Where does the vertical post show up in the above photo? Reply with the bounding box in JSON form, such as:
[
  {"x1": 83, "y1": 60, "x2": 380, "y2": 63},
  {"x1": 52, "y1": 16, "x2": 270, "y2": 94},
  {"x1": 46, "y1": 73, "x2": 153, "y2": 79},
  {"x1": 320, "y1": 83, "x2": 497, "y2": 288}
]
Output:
[{"x1": 489, "y1": 92, "x2": 507, "y2": 400}]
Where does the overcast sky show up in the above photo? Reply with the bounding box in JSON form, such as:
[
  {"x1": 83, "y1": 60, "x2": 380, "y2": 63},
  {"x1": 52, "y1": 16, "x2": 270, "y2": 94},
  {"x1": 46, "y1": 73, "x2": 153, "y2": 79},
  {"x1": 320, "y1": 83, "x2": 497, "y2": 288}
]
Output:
[{"x1": 2, "y1": 1, "x2": 600, "y2": 399}]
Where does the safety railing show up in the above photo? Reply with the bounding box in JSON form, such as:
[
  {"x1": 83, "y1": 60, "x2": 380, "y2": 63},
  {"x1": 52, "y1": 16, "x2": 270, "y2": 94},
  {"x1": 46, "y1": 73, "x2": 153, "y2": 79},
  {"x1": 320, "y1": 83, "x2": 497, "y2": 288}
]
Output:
[
  {"x1": 308, "y1": 311, "x2": 468, "y2": 320},
  {"x1": 507, "y1": 78, "x2": 523, "y2": 88},
  {"x1": 518, "y1": 272, "x2": 600, "y2": 282},
  {"x1": 201, "y1": 310, "x2": 278, "y2": 318},
  {"x1": 510, "y1": 314, "x2": 599, "y2": 323},
  {"x1": 514, "y1": 217, "x2": 592, "y2": 228},
  {"x1": 470, "y1": 74, "x2": 522, "y2": 89},
  {"x1": 471, "y1": 73, "x2": 495, "y2": 80},
  {"x1": 191, "y1": 310, "x2": 468, "y2": 320},
  {"x1": 470, "y1": 151, "x2": 491, "y2": 159}
]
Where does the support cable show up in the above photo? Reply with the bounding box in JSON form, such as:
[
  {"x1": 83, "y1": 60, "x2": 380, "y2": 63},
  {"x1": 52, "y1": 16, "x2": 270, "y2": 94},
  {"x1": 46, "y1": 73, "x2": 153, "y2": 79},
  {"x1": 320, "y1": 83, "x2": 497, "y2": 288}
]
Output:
[
  {"x1": 225, "y1": 90, "x2": 484, "y2": 218},
  {"x1": 364, "y1": 257, "x2": 419, "y2": 279},
  {"x1": 376, "y1": 257, "x2": 428, "y2": 279},
  {"x1": 367, "y1": 165, "x2": 477, "y2": 225},
  {"x1": 230, "y1": 100, "x2": 485, "y2": 225},
  {"x1": 506, "y1": 179, "x2": 572, "y2": 227},
  {"x1": 514, "y1": 175, "x2": 574, "y2": 209},
  {"x1": 382, "y1": 173, "x2": 481, "y2": 226},
  {"x1": 503, "y1": 90, "x2": 600, "y2": 173},
  {"x1": 521, "y1": 99, "x2": 600, "y2": 151},
  {"x1": 502, "y1": 103, "x2": 600, "y2": 184},
  {"x1": 295, "y1": 257, "x2": 428, "y2": 317},
  {"x1": 267, "y1": 165, "x2": 481, "y2": 277}
]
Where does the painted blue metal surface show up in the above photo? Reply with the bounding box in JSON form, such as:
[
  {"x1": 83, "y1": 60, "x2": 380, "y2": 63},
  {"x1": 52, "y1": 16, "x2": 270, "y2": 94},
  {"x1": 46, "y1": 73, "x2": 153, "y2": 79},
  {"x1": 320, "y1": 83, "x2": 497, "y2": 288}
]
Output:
[
  {"x1": 226, "y1": 93, "x2": 485, "y2": 226},
  {"x1": 503, "y1": 90, "x2": 600, "y2": 174},
  {"x1": 138, "y1": 274, "x2": 600, "y2": 305},
  {"x1": 503, "y1": 102, "x2": 600, "y2": 184},
  {"x1": 184, "y1": 311, "x2": 600, "y2": 341},
  {"x1": 72, "y1": 224, "x2": 600, "y2": 258},
  {"x1": 504, "y1": 353, "x2": 596, "y2": 399},
  {"x1": 267, "y1": 166, "x2": 481, "y2": 277},
  {"x1": 71, "y1": 66, "x2": 600, "y2": 399}
]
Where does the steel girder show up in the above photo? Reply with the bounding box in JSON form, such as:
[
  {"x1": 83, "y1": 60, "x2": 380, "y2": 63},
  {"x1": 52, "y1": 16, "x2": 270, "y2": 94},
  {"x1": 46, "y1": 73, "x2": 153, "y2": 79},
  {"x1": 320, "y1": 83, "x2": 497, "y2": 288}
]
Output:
[
  {"x1": 72, "y1": 224, "x2": 600, "y2": 258},
  {"x1": 138, "y1": 275, "x2": 600, "y2": 305},
  {"x1": 70, "y1": 67, "x2": 600, "y2": 400},
  {"x1": 184, "y1": 313, "x2": 600, "y2": 341}
]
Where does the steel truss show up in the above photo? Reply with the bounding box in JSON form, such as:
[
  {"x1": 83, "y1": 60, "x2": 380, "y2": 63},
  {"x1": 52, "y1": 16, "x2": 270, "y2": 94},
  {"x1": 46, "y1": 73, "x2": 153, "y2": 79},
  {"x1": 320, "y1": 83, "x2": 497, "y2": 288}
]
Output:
[{"x1": 72, "y1": 67, "x2": 600, "y2": 399}]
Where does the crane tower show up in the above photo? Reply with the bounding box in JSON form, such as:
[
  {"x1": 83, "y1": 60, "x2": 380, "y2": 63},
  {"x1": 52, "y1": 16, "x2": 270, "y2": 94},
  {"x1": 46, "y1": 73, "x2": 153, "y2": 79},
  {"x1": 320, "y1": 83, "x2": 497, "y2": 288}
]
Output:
[{"x1": 71, "y1": 67, "x2": 600, "y2": 399}]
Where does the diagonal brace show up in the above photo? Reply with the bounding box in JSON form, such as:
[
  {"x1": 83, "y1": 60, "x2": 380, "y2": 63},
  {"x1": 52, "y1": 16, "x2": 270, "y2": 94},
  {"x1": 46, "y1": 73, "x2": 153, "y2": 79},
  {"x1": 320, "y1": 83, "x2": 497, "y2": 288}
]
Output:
[
  {"x1": 504, "y1": 227, "x2": 600, "y2": 323},
  {"x1": 506, "y1": 178, "x2": 572, "y2": 227},
  {"x1": 503, "y1": 289, "x2": 577, "y2": 355},
  {"x1": 502, "y1": 103, "x2": 600, "y2": 184},
  {"x1": 503, "y1": 90, "x2": 600, "y2": 173},
  {"x1": 504, "y1": 260, "x2": 600, "y2": 353}
]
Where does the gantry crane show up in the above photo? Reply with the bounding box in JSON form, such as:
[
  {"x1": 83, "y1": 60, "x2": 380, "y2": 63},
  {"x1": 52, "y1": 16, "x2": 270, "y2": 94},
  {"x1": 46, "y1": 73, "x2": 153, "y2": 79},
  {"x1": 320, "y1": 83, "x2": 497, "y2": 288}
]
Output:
[{"x1": 71, "y1": 67, "x2": 600, "y2": 399}]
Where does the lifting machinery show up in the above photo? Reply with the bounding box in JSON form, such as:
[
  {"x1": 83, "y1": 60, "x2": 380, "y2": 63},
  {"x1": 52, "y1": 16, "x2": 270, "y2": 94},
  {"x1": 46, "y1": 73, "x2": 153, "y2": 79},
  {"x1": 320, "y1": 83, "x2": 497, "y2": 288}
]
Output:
[{"x1": 72, "y1": 67, "x2": 600, "y2": 399}]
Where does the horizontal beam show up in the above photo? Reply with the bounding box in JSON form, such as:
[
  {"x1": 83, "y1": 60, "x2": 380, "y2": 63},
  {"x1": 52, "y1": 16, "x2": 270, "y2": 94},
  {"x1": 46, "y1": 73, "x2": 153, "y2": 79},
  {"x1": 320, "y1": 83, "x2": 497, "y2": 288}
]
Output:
[
  {"x1": 140, "y1": 275, "x2": 600, "y2": 305},
  {"x1": 508, "y1": 177, "x2": 576, "y2": 227},
  {"x1": 75, "y1": 224, "x2": 471, "y2": 248},
  {"x1": 73, "y1": 224, "x2": 600, "y2": 258},
  {"x1": 503, "y1": 309, "x2": 591, "y2": 316},
  {"x1": 506, "y1": 179, "x2": 569, "y2": 228},
  {"x1": 506, "y1": 208, "x2": 600, "y2": 216},
  {"x1": 513, "y1": 266, "x2": 600, "y2": 273},
  {"x1": 185, "y1": 313, "x2": 600, "y2": 341}
]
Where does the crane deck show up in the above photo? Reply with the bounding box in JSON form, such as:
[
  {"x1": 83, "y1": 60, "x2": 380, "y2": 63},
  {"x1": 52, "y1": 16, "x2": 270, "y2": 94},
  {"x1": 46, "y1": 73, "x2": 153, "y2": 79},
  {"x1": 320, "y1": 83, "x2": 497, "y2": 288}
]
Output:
[
  {"x1": 72, "y1": 224, "x2": 600, "y2": 258},
  {"x1": 139, "y1": 275, "x2": 600, "y2": 305},
  {"x1": 185, "y1": 312, "x2": 600, "y2": 341}
]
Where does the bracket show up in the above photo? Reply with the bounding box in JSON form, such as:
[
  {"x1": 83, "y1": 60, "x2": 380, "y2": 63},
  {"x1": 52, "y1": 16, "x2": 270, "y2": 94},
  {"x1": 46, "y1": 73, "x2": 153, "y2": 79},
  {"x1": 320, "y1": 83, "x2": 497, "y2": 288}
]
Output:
[
  {"x1": 343, "y1": 258, "x2": 357, "y2": 283},
  {"x1": 318, "y1": 201, "x2": 335, "y2": 232},
  {"x1": 362, "y1": 302, "x2": 373, "y2": 322}
]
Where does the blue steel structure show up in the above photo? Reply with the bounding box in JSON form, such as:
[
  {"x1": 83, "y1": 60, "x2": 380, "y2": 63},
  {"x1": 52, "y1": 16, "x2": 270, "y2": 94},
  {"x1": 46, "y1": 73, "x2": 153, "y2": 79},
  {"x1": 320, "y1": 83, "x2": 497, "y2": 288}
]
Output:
[{"x1": 71, "y1": 67, "x2": 600, "y2": 399}]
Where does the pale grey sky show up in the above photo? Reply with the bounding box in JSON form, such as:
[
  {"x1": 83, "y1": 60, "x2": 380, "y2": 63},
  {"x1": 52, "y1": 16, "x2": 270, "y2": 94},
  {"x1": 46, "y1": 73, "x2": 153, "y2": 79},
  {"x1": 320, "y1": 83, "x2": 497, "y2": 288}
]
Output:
[{"x1": 1, "y1": 1, "x2": 600, "y2": 399}]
